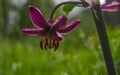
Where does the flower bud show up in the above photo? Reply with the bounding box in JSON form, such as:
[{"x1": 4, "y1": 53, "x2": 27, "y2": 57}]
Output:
[{"x1": 87, "y1": 0, "x2": 100, "y2": 6}]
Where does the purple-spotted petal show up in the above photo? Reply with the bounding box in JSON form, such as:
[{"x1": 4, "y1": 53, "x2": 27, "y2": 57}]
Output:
[
  {"x1": 52, "y1": 15, "x2": 68, "y2": 28},
  {"x1": 101, "y1": 1, "x2": 120, "y2": 11},
  {"x1": 29, "y1": 5, "x2": 49, "y2": 28},
  {"x1": 58, "y1": 19, "x2": 81, "y2": 34},
  {"x1": 21, "y1": 28, "x2": 43, "y2": 36},
  {"x1": 54, "y1": 31, "x2": 63, "y2": 41}
]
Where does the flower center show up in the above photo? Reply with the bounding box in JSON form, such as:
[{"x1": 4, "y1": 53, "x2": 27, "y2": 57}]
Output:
[{"x1": 44, "y1": 26, "x2": 56, "y2": 38}]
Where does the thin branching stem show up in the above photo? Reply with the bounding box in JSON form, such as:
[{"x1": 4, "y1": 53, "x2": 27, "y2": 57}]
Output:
[{"x1": 49, "y1": 1, "x2": 89, "y2": 21}]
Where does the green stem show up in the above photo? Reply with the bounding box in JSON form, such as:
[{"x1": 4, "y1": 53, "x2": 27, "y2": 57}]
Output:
[{"x1": 91, "y1": 4, "x2": 116, "y2": 75}]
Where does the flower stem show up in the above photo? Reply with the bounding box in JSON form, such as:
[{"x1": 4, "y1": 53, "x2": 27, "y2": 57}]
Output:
[
  {"x1": 91, "y1": 4, "x2": 116, "y2": 75},
  {"x1": 49, "y1": 1, "x2": 89, "y2": 21}
]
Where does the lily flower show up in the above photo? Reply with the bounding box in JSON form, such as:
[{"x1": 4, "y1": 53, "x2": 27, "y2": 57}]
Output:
[
  {"x1": 101, "y1": 0, "x2": 120, "y2": 11},
  {"x1": 21, "y1": 5, "x2": 81, "y2": 51}
]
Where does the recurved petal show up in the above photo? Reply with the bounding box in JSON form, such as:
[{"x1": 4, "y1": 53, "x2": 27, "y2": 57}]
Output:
[
  {"x1": 21, "y1": 28, "x2": 43, "y2": 36},
  {"x1": 58, "y1": 19, "x2": 81, "y2": 35},
  {"x1": 52, "y1": 15, "x2": 68, "y2": 28},
  {"x1": 54, "y1": 31, "x2": 63, "y2": 41},
  {"x1": 29, "y1": 5, "x2": 48, "y2": 28},
  {"x1": 101, "y1": 1, "x2": 120, "y2": 11}
]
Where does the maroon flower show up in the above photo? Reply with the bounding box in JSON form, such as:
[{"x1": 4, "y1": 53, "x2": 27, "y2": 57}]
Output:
[
  {"x1": 21, "y1": 5, "x2": 81, "y2": 51},
  {"x1": 101, "y1": 0, "x2": 120, "y2": 11}
]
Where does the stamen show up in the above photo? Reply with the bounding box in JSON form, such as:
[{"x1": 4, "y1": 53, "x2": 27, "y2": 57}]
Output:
[
  {"x1": 49, "y1": 39, "x2": 52, "y2": 49},
  {"x1": 54, "y1": 41, "x2": 59, "y2": 51},
  {"x1": 53, "y1": 39, "x2": 56, "y2": 47},
  {"x1": 44, "y1": 38, "x2": 49, "y2": 50},
  {"x1": 40, "y1": 41, "x2": 43, "y2": 50},
  {"x1": 44, "y1": 43, "x2": 48, "y2": 50},
  {"x1": 40, "y1": 38, "x2": 60, "y2": 51},
  {"x1": 45, "y1": 38, "x2": 49, "y2": 46}
]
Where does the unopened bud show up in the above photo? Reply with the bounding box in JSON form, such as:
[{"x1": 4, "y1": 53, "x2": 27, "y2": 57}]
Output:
[{"x1": 87, "y1": 0, "x2": 100, "y2": 6}]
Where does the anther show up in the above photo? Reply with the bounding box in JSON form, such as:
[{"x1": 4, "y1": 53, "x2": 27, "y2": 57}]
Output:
[
  {"x1": 44, "y1": 38, "x2": 49, "y2": 50},
  {"x1": 54, "y1": 41, "x2": 59, "y2": 51},
  {"x1": 40, "y1": 41, "x2": 43, "y2": 50}
]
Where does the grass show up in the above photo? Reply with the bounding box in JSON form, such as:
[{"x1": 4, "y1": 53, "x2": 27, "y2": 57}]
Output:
[{"x1": 0, "y1": 26, "x2": 120, "y2": 75}]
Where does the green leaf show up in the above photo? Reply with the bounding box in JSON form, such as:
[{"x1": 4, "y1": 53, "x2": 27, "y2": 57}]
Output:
[{"x1": 63, "y1": 4, "x2": 76, "y2": 15}]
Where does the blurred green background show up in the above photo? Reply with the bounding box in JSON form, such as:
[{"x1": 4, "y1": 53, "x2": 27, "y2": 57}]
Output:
[{"x1": 0, "y1": 0, "x2": 120, "y2": 75}]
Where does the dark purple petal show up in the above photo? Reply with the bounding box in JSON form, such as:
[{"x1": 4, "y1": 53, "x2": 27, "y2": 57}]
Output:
[
  {"x1": 54, "y1": 31, "x2": 63, "y2": 41},
  {"x1": 117, "y1": 0, "x2": 120, "y2": 2},
  {"x1": 21, "y1": 28, "x2": 43, "y2": 36},
  {"x1": 101, "y1": 1, "x2": 120, "y2": 11},
  {"x1": 58, "y1": 19, "x2": 81, "y2": 34},
  {"x1": 52, "y1": 15, "x2": 68, "y2": 28},
  {"x1": 29, "y1": 5, "x2": 49, "y2": 28}
]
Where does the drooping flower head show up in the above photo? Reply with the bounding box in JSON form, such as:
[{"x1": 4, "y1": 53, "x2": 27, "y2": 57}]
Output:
[
  {"x1": 21, "y1": 5, "x2": 81, "y2": 51},
  {"x1": 101, "y1": 0, "x2": 120, "y2": 11}
]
